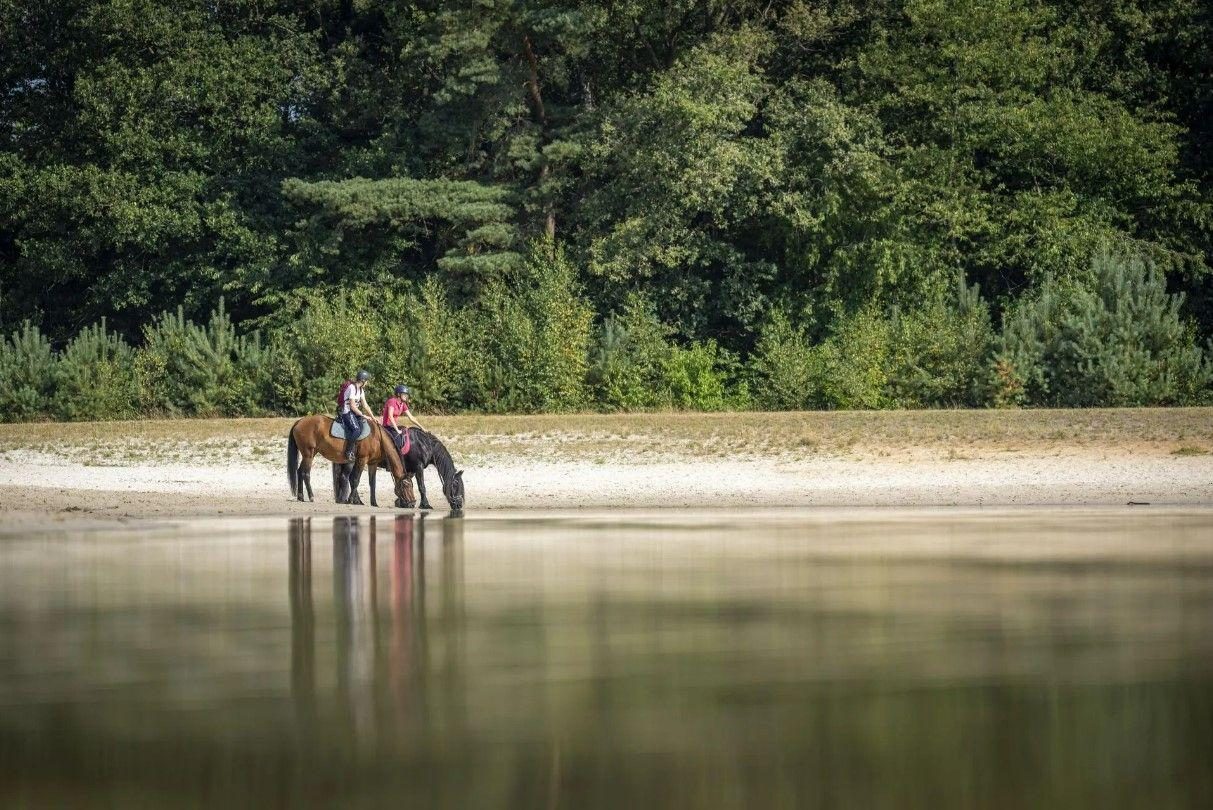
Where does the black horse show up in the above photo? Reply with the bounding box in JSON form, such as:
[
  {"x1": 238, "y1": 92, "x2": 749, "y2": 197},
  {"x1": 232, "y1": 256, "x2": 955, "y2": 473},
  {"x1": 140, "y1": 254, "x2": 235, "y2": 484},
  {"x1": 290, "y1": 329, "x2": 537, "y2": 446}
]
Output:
[{"x1": 339, "y1": 428, "x2": 465, "y2": 511}]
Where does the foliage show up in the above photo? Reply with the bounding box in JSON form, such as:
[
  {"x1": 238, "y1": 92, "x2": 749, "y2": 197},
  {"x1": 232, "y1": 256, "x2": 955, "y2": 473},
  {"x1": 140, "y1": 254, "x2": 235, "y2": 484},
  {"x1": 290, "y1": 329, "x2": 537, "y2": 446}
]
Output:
[
  {"x1": 751, "y1": 311, "x2": 818, "y2": 411},
  {"x1": 1, "y1": 0, "x2": 1211, "y2": 416},
  {"x1": 469, "y1": 243, "x2": 593, "y2": 412},
  {"x1": 665, "y1": 341, "x2": 740, "y2": 412},
  {"x1": 752, "y1": 281, "x2": 995, "y2": 410},
  {"x1": 885, "y1": 281, "x2": 996, "y2": 408},
  {"x1": 0, "y1": 323, "x2": 56, "y2": 420},
  {"x1": 138, "y1": 301, "x2": 270, "y2": 417},
  {"x1": 994, "y1": 252, "x2": 1211, "y2": 406},
  {"x1": 55, "y1": 320, "x2": 138, "y2": 420},
  {"x1": 588, "y1": 295, "x2": 677, "y2": 411}
]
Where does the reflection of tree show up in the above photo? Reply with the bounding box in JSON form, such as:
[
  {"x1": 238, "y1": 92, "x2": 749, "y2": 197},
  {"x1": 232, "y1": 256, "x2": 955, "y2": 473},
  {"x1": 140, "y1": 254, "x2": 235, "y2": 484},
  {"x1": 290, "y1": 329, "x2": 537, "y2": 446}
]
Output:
[{"x1": 287, "y1": 518, "x2": 314, "y2": 729}]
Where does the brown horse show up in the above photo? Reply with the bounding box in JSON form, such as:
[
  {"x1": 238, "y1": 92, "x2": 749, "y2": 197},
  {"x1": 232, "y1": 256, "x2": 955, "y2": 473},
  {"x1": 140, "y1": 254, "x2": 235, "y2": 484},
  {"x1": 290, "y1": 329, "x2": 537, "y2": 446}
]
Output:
[{"x1": 286, "y1": 416, "x2": 414, "y2": 507}]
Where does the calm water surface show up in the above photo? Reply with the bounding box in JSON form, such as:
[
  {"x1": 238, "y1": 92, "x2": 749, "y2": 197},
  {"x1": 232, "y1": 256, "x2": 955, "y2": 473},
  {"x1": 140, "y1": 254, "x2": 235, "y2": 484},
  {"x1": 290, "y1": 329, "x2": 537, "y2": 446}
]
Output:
[{"x1": 1, "y1": 508, "x2": 1212, "y2": 808}]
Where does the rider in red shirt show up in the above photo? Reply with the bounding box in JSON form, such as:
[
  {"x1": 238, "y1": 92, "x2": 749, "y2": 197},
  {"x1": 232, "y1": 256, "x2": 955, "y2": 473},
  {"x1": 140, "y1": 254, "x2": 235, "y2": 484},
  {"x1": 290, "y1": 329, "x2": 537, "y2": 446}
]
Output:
[{"x1": 382, "y1": 385, "x2": 426, "y2": 456}]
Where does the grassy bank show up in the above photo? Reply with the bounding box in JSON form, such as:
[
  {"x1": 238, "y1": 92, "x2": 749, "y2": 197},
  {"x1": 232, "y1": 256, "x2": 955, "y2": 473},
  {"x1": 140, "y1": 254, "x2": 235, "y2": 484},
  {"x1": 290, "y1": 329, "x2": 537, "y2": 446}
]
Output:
[{"x1": 4, "y1": 408, "x2": 1211, "y2": 469}]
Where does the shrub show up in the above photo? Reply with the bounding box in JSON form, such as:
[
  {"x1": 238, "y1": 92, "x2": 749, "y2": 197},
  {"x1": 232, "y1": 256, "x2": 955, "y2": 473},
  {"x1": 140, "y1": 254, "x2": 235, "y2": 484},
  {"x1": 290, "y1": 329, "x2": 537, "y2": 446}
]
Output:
[
  {"x1": 56, "y1": 319, "x2": 138, "y2": 420},
  {"x1": 994, "y1": 251, "x2": 1210, "y2": 406},
  {"x1": 472, "y1": 243, "x2": 592, "y2": 412},
  {"x1": 811, "y1": 306, "x2": 892, "y2": 410},
  {"x1": 885, "y1": 279, "x2": 995, "y2": 408},
  {"x1": 265, "y1": 288, "x2": 392, "y2": 415},
  {"x1": 750, "y1": 310, "x2": 816, "y2": 410},
  {"x1": 588, "y1": 294, "x2": 674, "y2": 410},
  {"x1": 749, "y1": 279, "x2": 994, "y2": 411},
  {"x1": 666, "y1": 341, "x2": 734, "y2": 411},
  {"x1": 0, "y1": 322, "x2": 56, "y2": 420},
  {"x1": 409, "y1": 277, "x2": 467, "y2": 412},
  {"x1": 138, "y1": 300, "x2": 270, "y2": 416}
]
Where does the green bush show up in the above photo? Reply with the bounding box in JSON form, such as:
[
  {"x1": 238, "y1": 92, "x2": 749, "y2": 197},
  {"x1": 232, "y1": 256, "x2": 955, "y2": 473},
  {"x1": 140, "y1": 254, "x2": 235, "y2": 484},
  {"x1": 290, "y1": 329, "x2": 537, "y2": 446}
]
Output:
[
  {"x1": 588, "y1": 294, "x2": 675, "y2": 410},
  {"x1": 55, "y1": 319, "x2": 138, "y2": 420},
  {"x1": 885, "y1": 280, "x2": 995, "y2": 408},
  {"x1": 472, "y1": 243, "x2": 592, "y2": 412},
  {"x1": 811, "y1": 307, "x2": 893, "y2": 410},
  {"x1": 138, "y1": 300, "x2": 270, "y2": 416},
  {"x1": 750, "y1": 310, "x2": 816, "y2": 410},
  {"x1": 994, "y1": 252, "x2": 1211, "y2": 406},
  {"x1": 665, "y1": 341, "x2": 734, "y2": 411},
  {"x1": 0, "y1": 322, "x2": 56, "y2": 420},
  {"x1": 265, "y1": 288, "x2": 394, "y2": 415},
  {"x1": 750, "y1": 280, "x2": 994, "y2": 411},
  {"x1": 408, "y1": 277, "x2": 468, "y2": 412}
]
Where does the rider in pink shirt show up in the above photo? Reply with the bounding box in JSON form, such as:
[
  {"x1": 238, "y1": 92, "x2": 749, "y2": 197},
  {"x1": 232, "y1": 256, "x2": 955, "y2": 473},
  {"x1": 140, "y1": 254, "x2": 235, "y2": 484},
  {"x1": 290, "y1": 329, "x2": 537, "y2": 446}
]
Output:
[{"x1": 382, "y1": 385, "x2": 426, "y2": 455}]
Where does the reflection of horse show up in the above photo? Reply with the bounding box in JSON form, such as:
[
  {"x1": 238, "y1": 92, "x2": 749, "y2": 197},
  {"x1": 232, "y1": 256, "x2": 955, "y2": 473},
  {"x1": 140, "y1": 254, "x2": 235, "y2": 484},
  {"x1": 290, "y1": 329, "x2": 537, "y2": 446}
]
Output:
[
  {"x1": 286, "y1": 415, "x2": 414, "y2": 507},
  {"x1": 287, "y1": 514, "x2": 464, "y2": 744},
  {"x1": 370, "y1": 429, "x2": 466, "y2": 512}
]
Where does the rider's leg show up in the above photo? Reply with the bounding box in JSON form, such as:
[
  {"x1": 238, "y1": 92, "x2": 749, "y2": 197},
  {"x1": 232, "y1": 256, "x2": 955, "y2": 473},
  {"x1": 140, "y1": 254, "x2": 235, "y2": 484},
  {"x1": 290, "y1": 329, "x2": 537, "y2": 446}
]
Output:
[{"x1": 340, "y1": 412, "x2": 362, "y2": 462}]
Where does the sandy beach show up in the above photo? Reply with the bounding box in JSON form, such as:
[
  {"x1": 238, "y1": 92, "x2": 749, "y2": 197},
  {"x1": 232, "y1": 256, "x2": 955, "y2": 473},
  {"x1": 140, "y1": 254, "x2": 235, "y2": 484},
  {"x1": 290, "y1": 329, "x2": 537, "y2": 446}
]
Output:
[{"x1": 1, "y1": 408, "x2": 1211, "y2": 528}]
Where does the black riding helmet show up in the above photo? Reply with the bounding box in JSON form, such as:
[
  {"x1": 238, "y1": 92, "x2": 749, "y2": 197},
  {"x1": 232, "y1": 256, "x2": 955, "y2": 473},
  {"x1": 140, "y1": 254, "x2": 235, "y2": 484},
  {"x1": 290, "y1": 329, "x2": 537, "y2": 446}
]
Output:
[
  {"x1": 394, "y1": 384, "x2": 409, "y2": 396},
  {"x1": 356, "y1": 370, "x2": 371, "y2": 382}
]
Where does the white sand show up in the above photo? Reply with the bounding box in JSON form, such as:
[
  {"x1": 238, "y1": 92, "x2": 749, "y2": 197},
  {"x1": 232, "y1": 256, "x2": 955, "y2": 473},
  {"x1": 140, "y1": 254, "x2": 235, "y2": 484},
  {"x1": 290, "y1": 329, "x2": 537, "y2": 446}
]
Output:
[{"x1": 2, "y1": 443, "x2": 1211, "y2": 529}]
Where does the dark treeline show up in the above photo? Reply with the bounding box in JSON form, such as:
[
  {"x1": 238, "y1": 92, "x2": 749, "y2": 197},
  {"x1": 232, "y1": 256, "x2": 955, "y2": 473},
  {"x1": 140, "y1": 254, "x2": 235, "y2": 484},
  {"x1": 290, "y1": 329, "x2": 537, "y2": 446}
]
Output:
[{"x1": 2, "y1": 0, "x2": 1211, "y2": 417}]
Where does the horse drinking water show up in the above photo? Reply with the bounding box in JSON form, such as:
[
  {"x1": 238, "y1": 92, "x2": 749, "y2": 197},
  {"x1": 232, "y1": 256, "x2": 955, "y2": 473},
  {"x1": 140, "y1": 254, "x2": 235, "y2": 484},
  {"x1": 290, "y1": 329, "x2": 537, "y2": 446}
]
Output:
[
  {"x1": 343, "y1": 427, "x2": 466, "y2": 511},
  {"x1": 286, "y1": 415, "x2": 413, "y2": 507}
]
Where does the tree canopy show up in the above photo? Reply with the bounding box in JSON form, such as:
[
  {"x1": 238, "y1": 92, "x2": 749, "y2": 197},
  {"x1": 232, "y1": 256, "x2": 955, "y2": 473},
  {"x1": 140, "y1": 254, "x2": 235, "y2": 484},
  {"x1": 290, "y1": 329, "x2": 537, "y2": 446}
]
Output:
[{"x1": 2, "y1": 0, "x2": 1210, "y2": 366}]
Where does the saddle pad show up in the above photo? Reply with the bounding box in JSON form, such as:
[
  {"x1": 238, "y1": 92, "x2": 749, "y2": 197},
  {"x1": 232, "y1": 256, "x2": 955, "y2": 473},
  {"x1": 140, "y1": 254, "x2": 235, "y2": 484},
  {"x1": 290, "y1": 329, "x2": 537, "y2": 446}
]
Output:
[{"x1": 330, "y1": 419, "x2": 372, "y2": 441}]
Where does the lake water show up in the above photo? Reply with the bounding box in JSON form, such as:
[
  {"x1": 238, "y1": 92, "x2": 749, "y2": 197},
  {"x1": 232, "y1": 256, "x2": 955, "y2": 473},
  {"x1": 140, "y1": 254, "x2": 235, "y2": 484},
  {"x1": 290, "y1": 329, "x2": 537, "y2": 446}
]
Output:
[{"x1": 1, "y1": 508, "x2": 1212, "y2": 808}]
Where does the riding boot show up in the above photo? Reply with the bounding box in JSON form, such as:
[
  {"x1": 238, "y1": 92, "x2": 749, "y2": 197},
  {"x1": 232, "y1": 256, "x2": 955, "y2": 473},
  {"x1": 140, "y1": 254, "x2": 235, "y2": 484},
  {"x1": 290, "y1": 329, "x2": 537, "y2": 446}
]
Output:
[{"x1": 342, "y1": 437, "x2": 356, "y2": 462}]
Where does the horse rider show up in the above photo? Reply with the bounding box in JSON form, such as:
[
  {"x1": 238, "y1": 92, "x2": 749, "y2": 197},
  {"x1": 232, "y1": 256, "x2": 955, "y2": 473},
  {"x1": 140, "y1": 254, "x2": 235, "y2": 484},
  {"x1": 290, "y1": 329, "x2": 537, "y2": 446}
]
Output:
[
  {"x1": 382, "y1": 384, "x2": 427, "y2": 456},
  {"x1": 338, "y1": 370, "x2": 377, "y2": 462}
]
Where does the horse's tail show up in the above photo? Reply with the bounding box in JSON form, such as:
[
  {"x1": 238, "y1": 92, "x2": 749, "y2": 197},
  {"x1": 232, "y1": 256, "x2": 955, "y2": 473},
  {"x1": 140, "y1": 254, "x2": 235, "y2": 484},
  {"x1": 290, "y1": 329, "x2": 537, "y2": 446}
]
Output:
[{"x1": 287, "y1": 422, "x2": 300, "y2": 496}]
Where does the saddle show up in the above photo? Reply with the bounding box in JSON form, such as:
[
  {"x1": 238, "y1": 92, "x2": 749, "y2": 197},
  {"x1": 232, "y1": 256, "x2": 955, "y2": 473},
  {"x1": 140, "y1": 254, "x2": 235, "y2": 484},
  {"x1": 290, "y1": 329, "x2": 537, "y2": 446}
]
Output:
[{"x1": 330, "y1": 419, "x2": 372, "y2": 441}]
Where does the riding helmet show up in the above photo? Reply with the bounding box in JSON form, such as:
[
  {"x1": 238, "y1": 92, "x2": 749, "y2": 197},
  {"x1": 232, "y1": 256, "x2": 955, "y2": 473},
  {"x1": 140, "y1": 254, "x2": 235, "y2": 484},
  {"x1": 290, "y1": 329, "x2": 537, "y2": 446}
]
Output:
[
  {"x1": 356, "y1": 370, "x2": 371, "y2": 382},
  {"x1": 394, "y1": 384, "x2": 410, "y2": 396}
]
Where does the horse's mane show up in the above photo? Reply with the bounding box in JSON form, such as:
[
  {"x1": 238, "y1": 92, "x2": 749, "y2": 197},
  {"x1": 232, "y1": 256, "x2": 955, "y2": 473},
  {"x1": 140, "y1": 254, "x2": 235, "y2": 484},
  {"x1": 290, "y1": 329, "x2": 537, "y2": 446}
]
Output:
[{"x1": 413, "y1": 428, "x2": 457, "y2": 483}]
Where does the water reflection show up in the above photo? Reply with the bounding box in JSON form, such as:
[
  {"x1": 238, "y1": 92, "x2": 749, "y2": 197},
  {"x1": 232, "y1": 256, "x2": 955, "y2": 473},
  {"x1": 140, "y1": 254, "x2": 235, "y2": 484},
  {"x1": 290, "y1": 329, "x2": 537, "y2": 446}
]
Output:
[
  {"x1": 1, "y1": 509, "x2": 1212, "y2": 807},
  {"x1": 288, "y1": 518, "x2": 315, "y2": 727},
  {"x1": 287, "y1": 514, "x2": 465, "y2": 750}
]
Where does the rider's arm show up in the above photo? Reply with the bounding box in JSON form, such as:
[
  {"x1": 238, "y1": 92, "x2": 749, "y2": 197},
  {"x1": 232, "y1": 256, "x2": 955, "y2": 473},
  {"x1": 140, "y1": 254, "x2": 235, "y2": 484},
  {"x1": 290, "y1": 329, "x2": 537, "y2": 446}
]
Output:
[{"x1": 405, "y1": 410, "x2": 426, "y2": 432}]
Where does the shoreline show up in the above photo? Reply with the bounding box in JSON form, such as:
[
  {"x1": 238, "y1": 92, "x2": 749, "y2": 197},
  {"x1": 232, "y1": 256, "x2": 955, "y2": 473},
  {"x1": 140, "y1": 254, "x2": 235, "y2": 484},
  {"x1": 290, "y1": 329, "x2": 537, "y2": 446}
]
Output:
[{"x1": 3, "y1": 409, "x2": 1211, "y2": 529}]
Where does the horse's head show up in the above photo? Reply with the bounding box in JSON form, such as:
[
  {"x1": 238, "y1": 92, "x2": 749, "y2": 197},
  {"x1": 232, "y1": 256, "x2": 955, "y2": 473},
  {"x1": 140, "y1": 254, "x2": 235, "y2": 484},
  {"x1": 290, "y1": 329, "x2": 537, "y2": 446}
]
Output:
[{"x1": 444, "y1": 469, "x2": 465, "y2": 511}]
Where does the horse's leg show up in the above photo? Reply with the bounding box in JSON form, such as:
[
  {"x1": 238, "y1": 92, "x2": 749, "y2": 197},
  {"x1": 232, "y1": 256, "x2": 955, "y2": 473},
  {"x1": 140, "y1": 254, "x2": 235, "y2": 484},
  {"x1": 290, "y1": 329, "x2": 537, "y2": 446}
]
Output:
[
  {"x1": 332, "y1": 462, "x2": 352, "y2": 504},
  {"x1": 369, "y1": 465, "x2": 377, "y2": 508},
  {"x1": 348, "y1": 461, "x2": 366, "y2": 506},
  {"x1": 416, "y1": 468, "x2": 432, "y2": 511},
  {"x1": 297, "y1": 449, "x2": 314, "y2": 502},
  {"x1": 298, "y1": 448, "x2": 314, "y2": 502}
]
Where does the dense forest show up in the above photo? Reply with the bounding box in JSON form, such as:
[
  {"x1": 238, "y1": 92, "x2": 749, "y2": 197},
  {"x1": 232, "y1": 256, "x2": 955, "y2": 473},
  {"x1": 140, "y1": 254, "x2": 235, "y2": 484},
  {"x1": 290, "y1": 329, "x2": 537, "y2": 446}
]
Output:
[{"x1": 2, "y1": 0, "x2": 1211, "y2": 417}]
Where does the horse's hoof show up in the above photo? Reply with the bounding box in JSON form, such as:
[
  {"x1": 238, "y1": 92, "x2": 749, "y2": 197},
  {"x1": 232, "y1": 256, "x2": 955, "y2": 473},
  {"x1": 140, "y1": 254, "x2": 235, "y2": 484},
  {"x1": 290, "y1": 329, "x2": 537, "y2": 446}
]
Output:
[{"x1": 420, "y1": 503, "x2": 433, "y2": 511}]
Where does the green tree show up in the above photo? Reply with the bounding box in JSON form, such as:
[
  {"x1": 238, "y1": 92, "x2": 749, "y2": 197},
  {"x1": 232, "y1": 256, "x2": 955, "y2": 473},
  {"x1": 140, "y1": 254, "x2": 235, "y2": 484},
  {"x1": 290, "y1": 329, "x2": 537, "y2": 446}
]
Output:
[{"x1": 995, "y1": 252, "x2": 1210, "y2": 406}]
